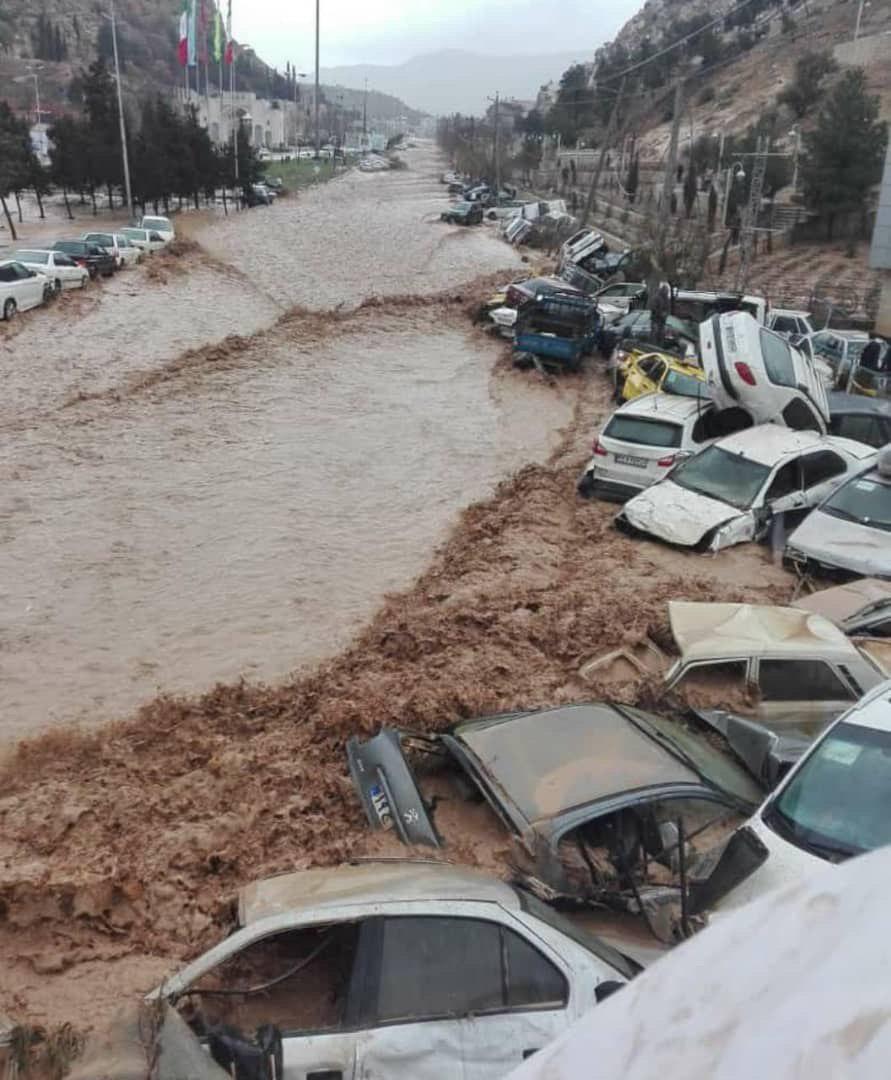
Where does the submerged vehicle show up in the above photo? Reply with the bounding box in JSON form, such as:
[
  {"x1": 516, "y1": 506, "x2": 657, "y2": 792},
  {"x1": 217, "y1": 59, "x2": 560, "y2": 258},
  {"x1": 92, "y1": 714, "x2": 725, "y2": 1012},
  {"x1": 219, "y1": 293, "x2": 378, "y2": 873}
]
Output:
[
  {"x1": 349, "y1": 702, "x2": 765, "y2": 942},
  {"x1": 513, "y1": 291, "x2": 600, "y2": 372}
]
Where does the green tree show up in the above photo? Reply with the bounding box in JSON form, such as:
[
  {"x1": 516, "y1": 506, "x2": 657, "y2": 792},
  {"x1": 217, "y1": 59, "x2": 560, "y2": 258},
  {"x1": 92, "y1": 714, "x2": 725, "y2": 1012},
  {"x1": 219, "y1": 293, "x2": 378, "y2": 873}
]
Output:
[
  {"x1": 801, "y1": 68, "x2": 888, "y2": 240},
  {"x1": 683, "y1": 160, "x2": 698, "y2": 217},
  {"x1": 778, "y1": 50, "x2": 838, "y2": 120},
  {"x1": 48, "y1": 114, "x2": 89, "y2": 219},
  {"x1": 0, "y1": 103, "x2": 35, "y2": 239}
]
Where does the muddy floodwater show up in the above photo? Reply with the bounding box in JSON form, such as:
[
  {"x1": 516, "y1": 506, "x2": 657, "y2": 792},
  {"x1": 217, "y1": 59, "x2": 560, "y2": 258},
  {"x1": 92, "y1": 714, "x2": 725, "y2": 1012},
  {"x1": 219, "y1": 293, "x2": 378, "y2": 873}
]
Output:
[{"x1": 0, "y1": 145, "x2": 573, "y2": 740}]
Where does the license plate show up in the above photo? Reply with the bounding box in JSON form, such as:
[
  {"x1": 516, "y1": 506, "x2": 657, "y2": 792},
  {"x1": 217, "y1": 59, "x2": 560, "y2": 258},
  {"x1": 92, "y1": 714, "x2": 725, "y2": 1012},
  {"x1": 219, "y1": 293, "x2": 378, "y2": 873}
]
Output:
[
  {"x1": 369, "y1": 783, "x2": 394, "y2": 830},
  {"x1": 615, "y1": 454, "x2": 649, "y2": 468}
]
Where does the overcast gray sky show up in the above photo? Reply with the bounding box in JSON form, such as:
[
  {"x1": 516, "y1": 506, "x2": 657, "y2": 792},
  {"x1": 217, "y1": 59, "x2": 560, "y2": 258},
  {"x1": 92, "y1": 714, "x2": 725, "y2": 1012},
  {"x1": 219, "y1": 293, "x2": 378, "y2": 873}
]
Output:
[{"x1": 236, "y1": 0, "x2": 641, "y2": 70}]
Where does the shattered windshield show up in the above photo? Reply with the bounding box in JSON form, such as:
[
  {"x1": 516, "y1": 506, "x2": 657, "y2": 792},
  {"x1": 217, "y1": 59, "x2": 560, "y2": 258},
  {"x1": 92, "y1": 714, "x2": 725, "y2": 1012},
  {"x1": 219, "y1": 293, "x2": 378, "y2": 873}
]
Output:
[
  {"x1": 671, "y1": 446, "x2": 771, "y2": 509},
  {"x1": 822, "y1": 475, "x2": 891, "y2": 532},
  {"x1": 765, "y1": 721, "x2": 891, "y2": 859}
]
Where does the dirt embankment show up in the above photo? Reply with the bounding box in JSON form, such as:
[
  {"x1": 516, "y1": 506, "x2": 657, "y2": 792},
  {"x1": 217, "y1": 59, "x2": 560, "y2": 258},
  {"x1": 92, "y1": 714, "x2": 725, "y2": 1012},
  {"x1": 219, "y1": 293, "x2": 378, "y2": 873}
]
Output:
[{"x1": 0, "y1": 335, "x2": 792, "y2": 1019}]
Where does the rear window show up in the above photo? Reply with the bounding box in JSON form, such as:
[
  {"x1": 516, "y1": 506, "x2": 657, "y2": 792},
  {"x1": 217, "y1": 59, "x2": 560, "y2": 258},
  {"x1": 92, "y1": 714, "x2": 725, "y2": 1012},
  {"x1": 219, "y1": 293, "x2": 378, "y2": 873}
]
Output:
[
  {"x1": 14, "y1": 251, "x2": 48, "y2": 264},
  {"x1": 603, "y1": 415, "x2": 682, "y2": 448},
  {"x1": 759, "y1": 329, "x2": 796, "y2": 387},
  {"x1": 54, "y1": 242, "x2": 81, "y2": 253}
]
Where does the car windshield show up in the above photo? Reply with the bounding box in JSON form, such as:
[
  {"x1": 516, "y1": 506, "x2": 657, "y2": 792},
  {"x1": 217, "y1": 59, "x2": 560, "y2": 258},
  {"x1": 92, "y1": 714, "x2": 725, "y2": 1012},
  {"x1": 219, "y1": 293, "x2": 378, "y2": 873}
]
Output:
[
  {"x1": 623, "y1": 706, "x2": 763, "y2": 807},
  {"x1": 142, "y1": 218, "x2": 168, "y2": 229},
  {"x1": 662, "y1": 368, "x2": 705, "y2": 397},
  {"x1": 603, "y1": 415, "x2": 682, "y2": 449},
  {"x1": 822, "y1": 474, "x2": 891, "y2": 533},
  {"x1": 764, "y1": 720, "x2": 891, "y2": 859},
  {"x1": 85, "y1": 235, "x2": 111, "y2": 244},
  {"x1": 14, "y1": 251, "x2": 48, "y2": 264},
  {"x1": 55, "y1": 242, "x2": 82, "y2": 252},
  {"x1": 454, "y1": 202, "x2": 472, "y2": 211},
  {"x1": 670, "y1": 445, "x2": 771, "y2": 508},
  {"x1": 122, "y1": 229, "x2": 145, "y2": 240},
  {"x1": 759, "y1": 329, "x2": 796, "y2": 387}
]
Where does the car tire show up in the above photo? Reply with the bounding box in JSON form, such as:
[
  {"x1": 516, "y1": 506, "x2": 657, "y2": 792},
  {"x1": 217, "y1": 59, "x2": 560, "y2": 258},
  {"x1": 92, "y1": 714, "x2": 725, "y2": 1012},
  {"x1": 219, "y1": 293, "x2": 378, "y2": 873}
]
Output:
[
  {"x1": 3, "y1": 298, "x2": 16, "y2": 321},
  {"x1": 81, "y1": 275, "x2": 88, "y2": 289},
  {"x1": 577, "y1": 472, "x2": 596, "y2": 499},
  {"x1": 43, "y1": 284, "x2": 54, "y2": 303},
  {"x1": 54, "y1": 278, "x2": 63, "y2": 296}
]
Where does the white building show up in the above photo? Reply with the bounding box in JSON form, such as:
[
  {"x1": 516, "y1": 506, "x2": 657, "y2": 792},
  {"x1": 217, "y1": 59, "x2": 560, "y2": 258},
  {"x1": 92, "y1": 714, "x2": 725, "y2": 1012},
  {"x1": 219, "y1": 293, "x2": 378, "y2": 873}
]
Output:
[{"x1": 182, "y1": 88, "x2": 307, "y2": 148}]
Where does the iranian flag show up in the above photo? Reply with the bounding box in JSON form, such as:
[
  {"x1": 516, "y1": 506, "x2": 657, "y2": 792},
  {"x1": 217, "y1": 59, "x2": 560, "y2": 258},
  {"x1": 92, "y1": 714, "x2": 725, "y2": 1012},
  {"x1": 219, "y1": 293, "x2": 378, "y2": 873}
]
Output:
[{"x1": 177, "y1": 0, "x2": 189, "y2": 66}]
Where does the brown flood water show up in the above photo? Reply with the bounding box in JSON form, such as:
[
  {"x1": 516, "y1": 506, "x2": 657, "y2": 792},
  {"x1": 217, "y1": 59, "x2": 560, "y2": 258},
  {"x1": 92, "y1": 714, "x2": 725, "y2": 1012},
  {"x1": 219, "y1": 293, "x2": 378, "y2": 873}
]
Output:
[{"x1": 0, "y1": 144, "x2": 572, "y2": 741}]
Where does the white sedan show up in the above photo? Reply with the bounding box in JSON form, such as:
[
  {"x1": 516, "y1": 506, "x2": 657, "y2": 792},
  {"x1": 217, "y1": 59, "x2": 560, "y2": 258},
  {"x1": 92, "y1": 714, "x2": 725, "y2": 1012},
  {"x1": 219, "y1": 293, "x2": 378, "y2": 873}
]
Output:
[
  {"x1": 616, "y1": 425, "x2": 876, "y2": 552},
  {"x1": 137, "y1": 214, "x2": 175, "y2": 242},
  {"x1": 0, "y1": 259, "x2": 51, "y2": 320},
  {"x1": 151, "y1": 861, "x2": 636, "y2": 1080},
  {"x1": 120, "y1": 227, "x2": 167, "y2": 254},
  {"x1": 13, "y1": 249, "x2": 89, "y2": 293}
]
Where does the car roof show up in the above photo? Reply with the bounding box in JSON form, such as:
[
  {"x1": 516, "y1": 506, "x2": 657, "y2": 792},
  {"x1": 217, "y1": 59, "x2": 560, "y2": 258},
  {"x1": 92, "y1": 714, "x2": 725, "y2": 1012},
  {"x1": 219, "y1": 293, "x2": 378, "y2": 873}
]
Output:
[
  {"x1": 828, "y1": 391, "x2": 891, "y2": 418},
  {"x1": 13, "y1": 248, "x2": 52, "y2": 255},
  {"x1": 238, "y1": 860, "x2": 521, "y2": 926},
  {"x1": 617, "y1": 392, "x2": 709, "y2": 421},
  {"x1": 451, "y1": 703, "x2": 701, "y2": 827},
  {"x1": 669, "y1": 601, "x2": 859, "y2": 664},
  {"x1": 842, "y1": 682, "x2": 891, "y2": 734},
  {"x1": 714, "y1": 424, "x2": 826, "y2": 463},
  {"x1": 794, "y1": 579, "x2": 891, "y2": 625}
]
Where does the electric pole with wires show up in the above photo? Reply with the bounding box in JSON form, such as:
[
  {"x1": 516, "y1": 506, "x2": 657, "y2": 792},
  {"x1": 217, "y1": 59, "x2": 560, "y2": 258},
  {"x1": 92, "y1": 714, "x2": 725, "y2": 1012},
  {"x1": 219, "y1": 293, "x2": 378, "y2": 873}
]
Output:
[
  {"x1": 581, "y1": 76, "x2": 626, "y2": 226},
  {"x1": 735, "y1": 135, "x2": 767, "y2": 292}
]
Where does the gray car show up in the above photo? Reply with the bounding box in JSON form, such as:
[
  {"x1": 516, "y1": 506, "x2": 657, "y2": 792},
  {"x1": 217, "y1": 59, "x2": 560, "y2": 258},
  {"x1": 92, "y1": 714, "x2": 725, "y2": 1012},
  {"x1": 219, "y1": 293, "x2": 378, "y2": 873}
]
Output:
[
  {"x1": 828, "y1": 392, "x2": 891, "y2": 449},
  {"x1": 784, "y1": 450, "x2": 891, "y2": 580}
]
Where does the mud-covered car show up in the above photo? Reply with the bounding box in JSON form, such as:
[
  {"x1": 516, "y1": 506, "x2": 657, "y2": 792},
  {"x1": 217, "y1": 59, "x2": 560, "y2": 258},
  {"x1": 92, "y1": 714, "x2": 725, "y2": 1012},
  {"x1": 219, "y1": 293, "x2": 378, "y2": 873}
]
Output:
[
  {"x1": 793, "y1": 578, "x2": 891, "y2": 638},
  {"x1": 349, "y1": 702, "x2": 766, "y2": 942},
  {"x1": 151, "y1": 861, "x2": 637, "y2": 1080},
  {"x1": 441, "y1": 201, "x2": 483, "y2": 225},
  {"x1": 616, "y1": 425, "x2": 876, "y2": 552}
]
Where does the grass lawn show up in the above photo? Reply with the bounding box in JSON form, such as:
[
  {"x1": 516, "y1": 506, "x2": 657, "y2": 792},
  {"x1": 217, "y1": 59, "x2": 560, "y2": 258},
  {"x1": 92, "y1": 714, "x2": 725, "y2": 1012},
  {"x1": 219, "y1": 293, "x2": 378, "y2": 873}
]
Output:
[{"x1": 263, "y1": 157, "x2": 355, "y2": 191}]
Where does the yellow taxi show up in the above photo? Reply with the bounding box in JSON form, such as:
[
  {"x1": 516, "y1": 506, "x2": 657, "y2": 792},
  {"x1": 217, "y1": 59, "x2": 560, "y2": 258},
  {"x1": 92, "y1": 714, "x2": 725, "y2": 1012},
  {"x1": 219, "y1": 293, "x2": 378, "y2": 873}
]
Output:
[{"x1": 615, "y1": 349, "x2": 706, "y2": 403}]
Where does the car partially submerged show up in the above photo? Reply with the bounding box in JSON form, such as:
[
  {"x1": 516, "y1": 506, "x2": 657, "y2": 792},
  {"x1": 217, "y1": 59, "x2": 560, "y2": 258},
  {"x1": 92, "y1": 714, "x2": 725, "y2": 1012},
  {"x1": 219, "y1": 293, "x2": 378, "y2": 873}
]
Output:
[
  {"x1": 579, "y1": 600, "x2": 891, "y2": 749},
  {"x1": 349, "y1": 702, "x2": 766, "y2": 941},
  {"x1": 783, "y1": 450, "x2": 891, "y2": 580},
  {"x1": 793, "y1": 578, "x2": 891, "y2": 638},
  {"x1": 152, "y1": 860, "x2": 637, "y2": 1079},
  {"x1": 616, "y1": 425, "x2": 875, "y2": 552}
]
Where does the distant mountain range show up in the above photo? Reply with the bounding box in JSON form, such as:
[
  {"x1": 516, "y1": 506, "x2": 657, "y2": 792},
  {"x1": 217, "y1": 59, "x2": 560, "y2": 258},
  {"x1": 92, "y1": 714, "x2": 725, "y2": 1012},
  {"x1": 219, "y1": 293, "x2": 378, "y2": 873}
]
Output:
[{"x1": 320, "y1": 49, "x2": 586, "y2": 117}]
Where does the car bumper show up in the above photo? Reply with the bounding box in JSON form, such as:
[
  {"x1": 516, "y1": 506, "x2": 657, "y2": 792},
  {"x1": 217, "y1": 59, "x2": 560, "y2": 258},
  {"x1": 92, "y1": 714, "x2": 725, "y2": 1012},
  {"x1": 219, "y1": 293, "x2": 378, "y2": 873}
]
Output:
[
  {"x1": 783, "y1": 549, "x2": 885, "y2": 582},
  {"x1": 578, "y1": 469, "x2": 646, "y2": 503}
]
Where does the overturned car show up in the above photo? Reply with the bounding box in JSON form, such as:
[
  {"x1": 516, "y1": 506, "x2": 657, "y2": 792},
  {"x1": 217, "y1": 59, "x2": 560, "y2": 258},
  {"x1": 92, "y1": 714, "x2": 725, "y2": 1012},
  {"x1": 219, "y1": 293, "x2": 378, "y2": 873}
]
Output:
[{"x1": 348, "y1": 702, "x2": 765, "y2": 942}]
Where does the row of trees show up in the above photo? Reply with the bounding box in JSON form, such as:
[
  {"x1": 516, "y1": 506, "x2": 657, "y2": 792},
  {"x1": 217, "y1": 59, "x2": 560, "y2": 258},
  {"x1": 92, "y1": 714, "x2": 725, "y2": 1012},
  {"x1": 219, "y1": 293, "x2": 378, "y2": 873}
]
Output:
[{"x1": 0, "y1": 57, "x2": 266, "y2": 239}]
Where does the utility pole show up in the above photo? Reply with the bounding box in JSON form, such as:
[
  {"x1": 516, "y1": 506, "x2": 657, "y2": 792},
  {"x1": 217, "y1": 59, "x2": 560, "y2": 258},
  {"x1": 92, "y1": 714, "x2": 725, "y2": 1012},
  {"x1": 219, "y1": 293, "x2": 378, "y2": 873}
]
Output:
[
  {"x1": 109, "y1": 0, "x2": 133, "y2": 218},
  {"x1": 314, "y1": 0, "x2": 321, "y2": 158},
  {"x1": 854, "y1": 0, "x2": 867, "y2": 40},
  {"x1": 661, "y1": 79, "x2": 685, "y2": 212},
  {"x1": 493, "y1": 91, "x2": 501, "y2": 193},
  {"x1": 735, "y1": 136, "x2": 768, "y2": 292},
  {"x1": 581, "y1": 77, "x2": 625, "y2": 227},
  {"x1": 363, "y1": 77, "x2": 368, "y2": 139}
]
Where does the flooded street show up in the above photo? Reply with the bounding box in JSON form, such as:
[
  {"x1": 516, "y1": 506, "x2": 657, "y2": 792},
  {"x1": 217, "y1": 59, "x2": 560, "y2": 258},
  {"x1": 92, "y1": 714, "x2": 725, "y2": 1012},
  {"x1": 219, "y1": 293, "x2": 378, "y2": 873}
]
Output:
[{"x1": 0, "y1": 145, "x2": 572, "y2": 740}]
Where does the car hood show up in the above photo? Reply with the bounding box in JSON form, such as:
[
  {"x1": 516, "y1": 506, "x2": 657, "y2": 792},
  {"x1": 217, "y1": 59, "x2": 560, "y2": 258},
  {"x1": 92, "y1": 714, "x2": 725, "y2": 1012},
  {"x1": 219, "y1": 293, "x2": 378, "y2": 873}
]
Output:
[
  {"x1": 788, "y1": 510, "x2": 891, "y2": 577},
  {"x1": 622, "y1": 480, "x2": 743, "y2": 547}
]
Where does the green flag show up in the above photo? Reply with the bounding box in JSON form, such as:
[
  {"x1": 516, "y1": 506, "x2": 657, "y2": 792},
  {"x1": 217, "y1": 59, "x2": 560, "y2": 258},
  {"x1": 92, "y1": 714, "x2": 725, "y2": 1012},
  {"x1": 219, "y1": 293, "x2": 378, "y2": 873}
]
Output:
[{"x1": 212, "y1": 8, "x2": 223, "y2": 63}]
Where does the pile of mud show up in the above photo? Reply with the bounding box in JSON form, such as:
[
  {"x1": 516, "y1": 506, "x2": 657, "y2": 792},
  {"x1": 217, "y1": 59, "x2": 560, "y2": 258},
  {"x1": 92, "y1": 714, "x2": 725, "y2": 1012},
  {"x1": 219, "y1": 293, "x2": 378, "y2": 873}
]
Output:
[{"x1": 0, "y1": 364, "x2": 791, "y2": 1009}]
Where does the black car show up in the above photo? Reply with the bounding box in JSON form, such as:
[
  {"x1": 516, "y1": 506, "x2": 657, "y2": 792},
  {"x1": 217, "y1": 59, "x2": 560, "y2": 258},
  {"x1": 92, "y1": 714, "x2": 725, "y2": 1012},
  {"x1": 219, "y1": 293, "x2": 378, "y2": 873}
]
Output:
[
  {"x1": 52, "y1": 240, "x2": 116, "y2": 279},
  {"x1": 441, "y1": 201, "x2": 483, "y2": 225},
  {"x1": 598, "y1": 309, "x2": 699, "y2": 358},
  {"x1": 827, "y1": 391, "x2": 891, "y2": 449}
]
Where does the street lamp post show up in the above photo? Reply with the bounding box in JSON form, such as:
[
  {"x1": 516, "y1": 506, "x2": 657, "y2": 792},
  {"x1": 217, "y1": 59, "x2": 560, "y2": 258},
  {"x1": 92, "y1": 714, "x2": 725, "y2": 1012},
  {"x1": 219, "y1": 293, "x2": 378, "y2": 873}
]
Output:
[{"x1": 314, "y1": 0, "x2": 320, "y2": 158}]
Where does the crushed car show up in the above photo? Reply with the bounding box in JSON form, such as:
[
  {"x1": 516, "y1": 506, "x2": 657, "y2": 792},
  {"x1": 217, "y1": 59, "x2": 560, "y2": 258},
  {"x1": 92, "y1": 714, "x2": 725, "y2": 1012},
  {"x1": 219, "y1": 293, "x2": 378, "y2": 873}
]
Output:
[
  {"x1": 151, "y1": 860, "x2": 638, "y2": 1080},
  {"x1": 513, "y1": 291, "x2": 600, "y2": 373},
  {"x1": 699, "y1": 312, "x2": 832, "y2": 431},
  {"x1": 349, "y1": 702, "x2": 766, "y2": 942},
  {"x1": 580, "y1": 600, "x2": 891, "y2": 747},
  {"x1": 615, "y1": 425, "x2": 876, "y2": 552},
  {"x1": 614, "y1": 351, "x2": 707, "y2": 403},
  {"x1": 783, "y1": 446, "x2": 891, "y2": 580},
  {"x1": 793, "y1": 577, "x2": 891, "y2": 637}
]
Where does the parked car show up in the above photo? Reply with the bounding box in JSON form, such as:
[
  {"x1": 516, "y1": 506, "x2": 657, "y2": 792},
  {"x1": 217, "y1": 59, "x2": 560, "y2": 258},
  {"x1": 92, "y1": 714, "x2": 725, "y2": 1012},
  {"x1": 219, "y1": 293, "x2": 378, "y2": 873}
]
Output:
[
  {"x1": 514, "y1": 291, "x2": 600, "y2": 372},
  {"x1": 578, "y1": 394, "x2": 752, "y2": 503},
  {"x1": 767, "y1": 308, "x2": 815, "y2": 339},
  {"x1": 707, "y1": 678, "x2": 891, "y2": 913},
  {"x1": 592, "y1": 281, "x2": 647, "y2": 321},
  {"x1": 151, "y1": 860, "x2": 638, "y2": 1079},
  {"x1": 615, "y1": 351, "x2": 707, "y2": 403},
  {"x1": 81, "y1": 231, "x2": 141, "y2": 268},
  {"x1": 827, "y1": 391, "x2": 891, "y2": 449},
  {"x1": 783, "y1": 449, "x2": 891, "y2": 580},
  {"x1": 796, "y1": 328, "x2": 869, "y2": 391},
  {"x1": 699, "y1": 312, "x2": 830, "y2": 432},
  {"x1": 581, "y1": 600, "x2": 890, "y2": 742},
  {"x1": 558, "y1": 262, "x2": 605, "y2": 299},
  {"x1": 616, "y1": 426, "x2": 876, "y2": 552},
  {"x1": 120, "y1": 226, "x2": 167, "y2": 253},
  {"x1": 793, "y1": 578, "x2": 891, "y2": 638},
  {"x1": 51, "y1": 240, "x2": 116, "y2": 278},
  {"x1": 441, "y1": 201, "x2": 483, "y2": 225},
  {"x1": 137, "y1": 214, "x2": 175, "y2": 241},
  {"x1": 11, "y1": 249, "x2": 89, "y2": 293},
  {"x1": 672, "y1": 289, "x2": 769, "y2": 327},
  {"x1": 505, "y1": 276, "x2": 582, "y2": 309},
  {"x1": 0, "y1": 259, "x2": 51, "y2": 319},
  {"x1": 349, "y1": 702, "x2": 765, "y2": 941},
  {"x1": 599, "y1": 310, "x2": 698, "y2": 360}
]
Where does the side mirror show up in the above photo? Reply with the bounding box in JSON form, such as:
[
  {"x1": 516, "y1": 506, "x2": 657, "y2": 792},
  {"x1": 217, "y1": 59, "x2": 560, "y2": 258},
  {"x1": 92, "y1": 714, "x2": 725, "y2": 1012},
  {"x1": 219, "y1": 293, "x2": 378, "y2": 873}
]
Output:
[{"x1": 595, "y1": 981, "x2": 624, "y2": 1004}]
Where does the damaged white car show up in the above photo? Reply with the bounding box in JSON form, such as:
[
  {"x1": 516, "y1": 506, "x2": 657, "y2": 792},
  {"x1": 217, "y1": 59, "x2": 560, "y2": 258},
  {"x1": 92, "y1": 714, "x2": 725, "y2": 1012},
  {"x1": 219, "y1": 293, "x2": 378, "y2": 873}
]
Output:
[
  {"x1": 699, "y1": 311, "x2": 831, "y2": 431},
  {"x1": 615, "y1": 425, "x2": 876, "y2": 552},
  {"x1": 151, "y1": 861, "x2": 638, "y2": 1080}
]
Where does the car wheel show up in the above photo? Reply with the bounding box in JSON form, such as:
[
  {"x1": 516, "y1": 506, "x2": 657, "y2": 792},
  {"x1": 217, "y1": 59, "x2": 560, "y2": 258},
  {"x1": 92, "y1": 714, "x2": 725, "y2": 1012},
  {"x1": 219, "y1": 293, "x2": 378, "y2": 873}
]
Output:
[
  {"x1": 43, "y1": 284, "x2": 54, "y2": 303},
  {"x1": 54, "y1": 278, "x2": 63, "y2": 296},
  {"x1": 3, "y1": 298, "x2": 16, "y2": 321},
  {"x1": 81, "y1": 275, "x2": 88, "y2": 289}
]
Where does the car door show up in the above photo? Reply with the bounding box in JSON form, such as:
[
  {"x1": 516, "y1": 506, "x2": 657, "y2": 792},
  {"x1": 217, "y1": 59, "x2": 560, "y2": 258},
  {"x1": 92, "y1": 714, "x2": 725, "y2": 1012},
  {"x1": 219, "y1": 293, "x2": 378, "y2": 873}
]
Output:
[
  {"x1": 12, "y1": 262, "x2": 42, "y2": 309},
  {"x1": 753, "y1": 657, "x2": 857, "y2": 735},
  {"x1": 799, "y1": 449, "x2": 850, "y2": 508},
  {"x1": 356, "y1": 913, "x2": 571, "y2": 1080},
  {"x1": 759, "y1": 458, "x2": 807, "y2": 538}
]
